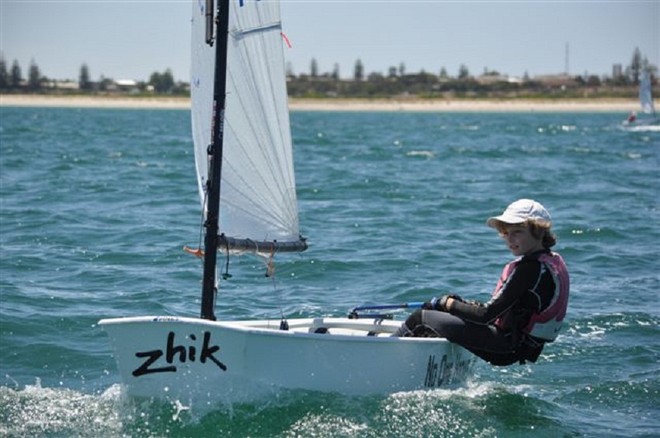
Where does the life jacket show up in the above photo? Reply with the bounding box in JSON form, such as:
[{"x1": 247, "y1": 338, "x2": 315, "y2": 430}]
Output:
[{"x1": 493, "y1": 252, "x2": 570, "y2": 342}]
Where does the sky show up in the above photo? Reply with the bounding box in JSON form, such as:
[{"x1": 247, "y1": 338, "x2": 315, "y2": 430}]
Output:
[{"x1": 1, "y1": 0, "x2": 659, "y2": 83}]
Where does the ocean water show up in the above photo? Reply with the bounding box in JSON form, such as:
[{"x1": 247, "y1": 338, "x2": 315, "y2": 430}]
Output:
[{"x1": 0, "y1": 106, "x2": 658, "y2": 437}]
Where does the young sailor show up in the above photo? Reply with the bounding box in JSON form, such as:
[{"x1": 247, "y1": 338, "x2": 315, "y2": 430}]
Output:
[{"x1": 393, "y1": 199, "x2": 570, "y2": 366}]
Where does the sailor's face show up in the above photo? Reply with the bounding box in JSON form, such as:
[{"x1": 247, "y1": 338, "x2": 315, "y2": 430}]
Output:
[{"x1": 499, "y1": 224, "x2": 543, "y2": 256}]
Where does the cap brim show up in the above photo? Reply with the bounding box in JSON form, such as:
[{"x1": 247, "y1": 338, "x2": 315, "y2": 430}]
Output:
[{"x1": 486, "y1": 215, "x2": 527, "y2": 228}]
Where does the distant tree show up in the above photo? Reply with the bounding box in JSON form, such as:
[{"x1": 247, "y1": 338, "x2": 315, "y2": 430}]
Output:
[
  {"x1": 354, "y1": 59, "x2": 364, "y2": 81},
  {"x1": 398, "y1": 62, "x2": 405, "y2": 77},
  {"x1": 585, "y1": 75, "x2": 601, "y2": 87},
  {"x1": 458, "y1": 64, "x2": 470, "y2": 79},
  {"x1": 149, "y1": 72, "x2": 161, "y2": 91},
  {"x1": 79, "y1": 63, "x2": 92, "y2": 90},
  {"x1": 629, "y1": 47, "x2": 642, "y2": 84},
  {"x1": 149, "y1": 69, "x2": 175, "y2": 93},
  {"x1": 98, "y1": 75, "x2": 113, "y2": 92},
  {"x1": 28, "y1": 59, "x2": 41, "y2": 91},
  {"x1": 439, "y1": 67, "x2": 448, "y2": 79},
  {"x1": 162, "y1": 69, "x2": 175, "y2": 91},
  {"x1": 640, "y1": 57, "x2": 658, "y2": 78},
  {"x1": 331, "y1": 63, "x2": 340, "y2": 80},
  {"x1": 367, "y1": 72, "x2": 384, "y2": 82},
  {"x1": 0, "y1": 55, "x2": 8, "y2": 89},
  {"x1": 10, "y1": 60, "x2": 22, "y2": 88},
  {"x1": 27, "y1": 59, "x2": 41, "y2": 90},
  {"x1": 387, "y1": 66, "x2": 397, "y2": 78},
  {"x1": 286, "y1": 61, "x2": 294, "y2": 78},
  {"x1": 310, "y1": 58, "x2": 318, "y2": 78}
]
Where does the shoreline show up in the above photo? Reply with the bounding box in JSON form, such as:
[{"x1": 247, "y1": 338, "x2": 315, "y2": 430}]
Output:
[{"x1": 0, "y1": 94, "x2": 640, "y2": 112}]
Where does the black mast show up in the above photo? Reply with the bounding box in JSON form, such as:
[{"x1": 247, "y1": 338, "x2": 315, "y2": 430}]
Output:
[{"x1": 200, "y1": 0, "x2": 230, "y2": 321}]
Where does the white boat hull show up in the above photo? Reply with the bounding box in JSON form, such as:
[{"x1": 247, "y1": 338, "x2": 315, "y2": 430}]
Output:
[{"x1": 99, "y1": 316, "x2": 475, "y2": 403}]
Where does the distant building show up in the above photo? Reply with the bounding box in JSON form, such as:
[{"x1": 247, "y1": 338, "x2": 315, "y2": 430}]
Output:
[
  {"x1": 102, "y1": 79, "x2": 139, "y2": 93},
  {"x1": 612, "y1": 64, "x2": 623, "y2": 79},
  {"x1": 533, "y1": 74, "x2": 577, "y2": 87},
  {"x1": 476, "y1": 74, "x2": 523, "y2": 85},
  {"x1": 44, "y1": 80, "x2": 79, "y2": 90},
  {"x1": 115, "y1": 79, "x2": 138, "y2": 92}
]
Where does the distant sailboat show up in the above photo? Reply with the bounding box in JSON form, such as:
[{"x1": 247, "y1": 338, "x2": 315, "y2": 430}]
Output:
[
  {"x1": 99, "y1": 0, "x2": 474, "y2": 404},
  {"x1": 623, "y1": 70, "x2": 659, "y2": 127}
]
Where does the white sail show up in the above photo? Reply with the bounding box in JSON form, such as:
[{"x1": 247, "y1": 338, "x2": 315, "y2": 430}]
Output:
[
  {"x1": 191, "y1": 0, "x2": 301, "y2": 248},
  {"x1": 639, "y1": 71, "x2": 655, "y2": 115}
]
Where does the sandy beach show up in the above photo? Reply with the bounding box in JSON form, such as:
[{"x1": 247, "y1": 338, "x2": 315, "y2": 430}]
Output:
[{"x1": 1, "y1": 93, "x2": 640, "y2": 113}]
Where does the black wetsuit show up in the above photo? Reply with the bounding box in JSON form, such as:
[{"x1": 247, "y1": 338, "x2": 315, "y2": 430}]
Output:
[{"x1": 398, "y1": 250, "x2": 559, "y2": 366}]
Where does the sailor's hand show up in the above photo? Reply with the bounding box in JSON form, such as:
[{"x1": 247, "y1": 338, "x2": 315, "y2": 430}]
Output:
[
  {"x1": 421, "y1": 297, "x2": 439, "y2": 310},
  {"x1": 421, "y1": 294, "x2": 464, "y2": 312},
  {"x1": 438, "y1": 295, "x2": 452, "y2": 311},
  {"x1": 438, "y1": 294, "x2": 464, "y2": 312},
  {"x1": 422, "y1": 296, "x2": 449, "y2": 311}
]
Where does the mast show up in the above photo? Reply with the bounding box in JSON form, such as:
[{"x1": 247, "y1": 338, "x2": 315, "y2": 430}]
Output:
[{"x1": 201, "y1": 0, "x2": 230, "y2": 321}]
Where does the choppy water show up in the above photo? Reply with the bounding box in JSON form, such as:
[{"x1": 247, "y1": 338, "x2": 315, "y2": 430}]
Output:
[{"x1": 1, "y1": 106, "x2": 658, "y2": 437}]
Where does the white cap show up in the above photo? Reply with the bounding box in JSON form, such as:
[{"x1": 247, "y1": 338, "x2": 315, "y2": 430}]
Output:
[{"x1": 487, "y1": 199, "x2": 551, "y2": 228}]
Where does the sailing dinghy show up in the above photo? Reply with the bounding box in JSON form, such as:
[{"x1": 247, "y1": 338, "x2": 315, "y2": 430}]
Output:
[
  {"x1": 623, "y1": 70, "x2": 659, "y2": 127},
  {"x1": 99, "y1": 0, "x2": 474, "y2": 403}
]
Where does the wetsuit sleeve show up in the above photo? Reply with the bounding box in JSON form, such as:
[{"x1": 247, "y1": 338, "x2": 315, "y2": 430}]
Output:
[{"x1": 447, "y1": 260, "x2": 542, "y2": 325}]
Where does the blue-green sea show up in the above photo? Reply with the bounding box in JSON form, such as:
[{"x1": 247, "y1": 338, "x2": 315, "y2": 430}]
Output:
[{"x1": 1, "y1": 106, "x2": 658, "y2": 437}]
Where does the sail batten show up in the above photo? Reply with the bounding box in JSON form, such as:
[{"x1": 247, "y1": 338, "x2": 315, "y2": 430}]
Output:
[
  {"x1": 191, "y1": 0, "x2": 304, "y2": 250},
  {"x1": 233, "y1": 22, "x2": 282, "y2": 38}
]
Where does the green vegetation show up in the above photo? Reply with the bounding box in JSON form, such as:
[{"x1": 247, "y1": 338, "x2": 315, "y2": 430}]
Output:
[
  {"x1": 0, "y1": 48, "x2": 656, "y2": 100},
  {"x1": 0, "y1": 55, "x2": 187, "y2": 96}
]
